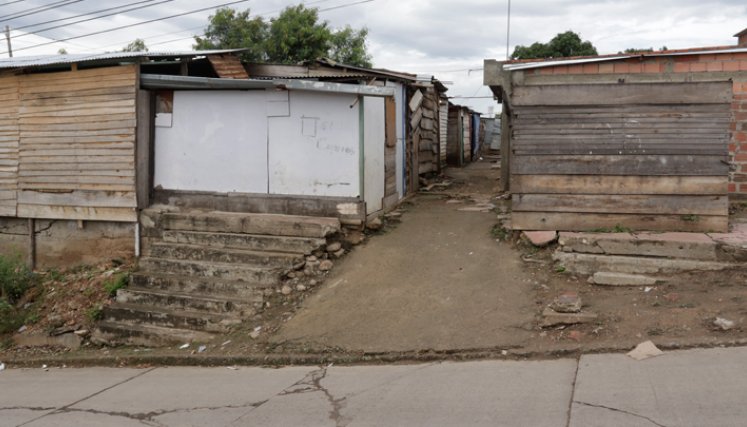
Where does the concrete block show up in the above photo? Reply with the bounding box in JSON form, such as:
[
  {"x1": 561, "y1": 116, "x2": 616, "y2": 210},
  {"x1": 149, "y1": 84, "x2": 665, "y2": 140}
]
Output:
[
  {"x1": 13, "y1": 332, "x2": 82, "y2": 350},
  {"x1": 558, "y1": 232, "x2": 718, "y2": 260},
  {"x1": 138, "y1": 258, "x2": 280, "y2": 285},
  {"x1": 161, "y1": 211, "x2": 341, "y2": 238},
  {"x1": 541, "y1": 308, "x2": 598, "y2": 327},
  {"x1": 161, "y1": 230, "x2": 325, "y2": 255},
  {"x1": 589, "y1": 272, "x2": 660, "y2": 287},
  {"x1": 144, "y1": 242, "x2": 302, "y2": 268},
  {"x1": 553, "y1": 251, "x2": 734, "y2": 275}
]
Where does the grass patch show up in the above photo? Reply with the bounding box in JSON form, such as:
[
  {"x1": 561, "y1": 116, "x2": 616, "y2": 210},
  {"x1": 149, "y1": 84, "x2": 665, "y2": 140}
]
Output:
[
  {"x1": 681, "y1": 214, "x2": 700, "y2": 223},
  {"x1": 491, "y1": 224, "x2": 511, "y2": 241},
  {"x1": 103, "y1": 272, "x2": 129, "y2": 297},
  {"x1": 589, "y1": 224, "x2": 633, "y2": 233},
  {"x1": 0, "y1": 254, "x2": 38, "y2": 334}
]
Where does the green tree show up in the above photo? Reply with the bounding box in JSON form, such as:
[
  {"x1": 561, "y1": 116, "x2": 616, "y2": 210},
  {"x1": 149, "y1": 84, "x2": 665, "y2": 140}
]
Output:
[
  {"x1": 194, "y1": 8, "x2": 267, "y2": 62},
  {"x1": 328, "y1": 25, "x2": 372, "y2": 67},
  {"x1": 193, "y1": 5, "x2": 373, "y2": 67},
  {"x1": 265, "y1": 5, "x2": 330, "y2": 64},
  {"x1": 122, "y1": 38, "x2": 148, "y2": 52},
  {"x1": 511, "y1": 31, "x2": 598, "y2": 60},
  {"x1": 57, "y1": 48, "x2": 68, "y2": 55}
]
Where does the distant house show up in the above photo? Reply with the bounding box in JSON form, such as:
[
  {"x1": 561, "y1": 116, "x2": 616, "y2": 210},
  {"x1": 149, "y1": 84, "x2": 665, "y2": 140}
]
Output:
[
  {"x1": 0, "y1": 51, "x2": 447, "y2": 267},
  {"x1": 484, "y1": 28, "x2": 747, "y2": 232}
]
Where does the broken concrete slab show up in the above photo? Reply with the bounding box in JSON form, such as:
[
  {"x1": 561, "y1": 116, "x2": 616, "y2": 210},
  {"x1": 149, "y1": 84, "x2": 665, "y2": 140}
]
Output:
[
  {"x1": 541, "y1": 308, "x2": 598, "y2": 327},
  {"x1": 589, "y1": 272, "x2": 660, "y2": 287},
  {"x1": 558, "y1": 232, "x2": 718, "y2": 260},
  {"x1": 553, "y1": 251, "x2": 734, "y2": 275},
  {"x1": 524, "y1": 231, "x2": 558, "y2": 247},
  {"x1": 626, "y1": 340, "x2": 664, "y2": 361}
]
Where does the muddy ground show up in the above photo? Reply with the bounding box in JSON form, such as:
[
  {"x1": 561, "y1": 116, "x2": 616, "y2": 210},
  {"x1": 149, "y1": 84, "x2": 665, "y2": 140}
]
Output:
[{"x1": 2, "y1": 159, "x2": 747, "y2": 366}]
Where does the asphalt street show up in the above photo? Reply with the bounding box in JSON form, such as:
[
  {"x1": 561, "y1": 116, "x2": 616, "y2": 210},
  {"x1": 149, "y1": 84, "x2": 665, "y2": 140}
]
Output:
[{"x1": 2, "y1": 346, "x2": 747, "y2": 426}]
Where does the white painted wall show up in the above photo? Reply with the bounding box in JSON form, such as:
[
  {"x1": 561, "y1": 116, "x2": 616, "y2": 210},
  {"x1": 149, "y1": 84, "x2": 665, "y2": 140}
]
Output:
[
  {"x1": 153, "y1": 91, "x2": 268, "y2": 193},
  {"x1": 268, "y1": 91, "x2": 360, "y2": 197},
  {"x1": 363, "y1": 96, "x2": 386, "y2": 214}
]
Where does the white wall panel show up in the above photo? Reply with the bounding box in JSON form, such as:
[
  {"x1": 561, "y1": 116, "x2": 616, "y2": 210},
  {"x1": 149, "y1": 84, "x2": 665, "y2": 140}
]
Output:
[
  {"x1": 154, "y1": 91, "x2": 268, "y2": 193},
  {"x1": 268, "y1": 91, "x2": 360, "y2": 197},
  {"x1": 363, "y1": 96, "x2": 386, "y2": 214}
]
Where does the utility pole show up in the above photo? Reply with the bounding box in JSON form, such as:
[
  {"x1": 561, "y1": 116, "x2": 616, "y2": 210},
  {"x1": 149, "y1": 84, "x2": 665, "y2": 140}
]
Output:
[
  {"x1": 4, "y1": 26, "x2": 12, "y2": 58},
  {"x1": 505, "y1": 0, "x2": 511, "y2": 60}
]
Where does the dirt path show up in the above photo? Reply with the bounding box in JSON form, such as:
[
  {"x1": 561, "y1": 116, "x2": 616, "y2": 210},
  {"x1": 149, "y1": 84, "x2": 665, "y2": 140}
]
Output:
[{"x1": 272, "y1": 161, "x2": 538, "y2": 352}]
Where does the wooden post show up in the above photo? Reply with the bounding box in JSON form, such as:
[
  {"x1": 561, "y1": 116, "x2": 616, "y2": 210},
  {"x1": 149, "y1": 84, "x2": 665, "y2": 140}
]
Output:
[{"x1": 27, "y1": 218, "x2": 35, "y2": 270}]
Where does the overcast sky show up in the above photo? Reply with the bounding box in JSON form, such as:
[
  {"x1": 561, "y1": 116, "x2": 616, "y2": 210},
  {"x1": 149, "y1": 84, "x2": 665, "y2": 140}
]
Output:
[{"x1": 1, "y1": 0, "x2": 746, "y2": 114}]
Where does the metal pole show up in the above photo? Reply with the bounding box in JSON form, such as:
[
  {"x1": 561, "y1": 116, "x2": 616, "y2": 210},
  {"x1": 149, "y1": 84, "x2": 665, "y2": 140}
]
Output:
[
  {"x1": 505, "y1": 0, "x2": 511, "y2": 60},
  {"x1": 4, "y1": 26, "x2": 12, "y2": 58},
  {"x1": 27, "y1": 218, "x2": 35, "y2": 270}
]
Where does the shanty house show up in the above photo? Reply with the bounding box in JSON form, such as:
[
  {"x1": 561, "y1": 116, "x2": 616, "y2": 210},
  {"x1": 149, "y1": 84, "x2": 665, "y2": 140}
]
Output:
[
  {"x1": 484, "y1": 29, "x2": 747, "y2": 232},
  {"x1": 0, "y1": 50, "x2": 443, "y2": 268}
]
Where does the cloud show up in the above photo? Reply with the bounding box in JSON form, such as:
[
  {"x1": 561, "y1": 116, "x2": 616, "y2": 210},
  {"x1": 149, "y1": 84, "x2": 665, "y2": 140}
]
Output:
[{"x1": 1, "y1": 0, "x2": 746, "y2": 113}]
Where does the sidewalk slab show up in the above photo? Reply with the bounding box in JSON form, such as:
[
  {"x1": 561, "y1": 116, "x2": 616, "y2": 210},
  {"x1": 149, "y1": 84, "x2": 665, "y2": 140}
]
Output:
[
  {"x1": 570, "y1": 347, "x2": 747, "y2": 427},
  {"x1": 246, "y1": 360, "x2": 578, "y2": 427}
]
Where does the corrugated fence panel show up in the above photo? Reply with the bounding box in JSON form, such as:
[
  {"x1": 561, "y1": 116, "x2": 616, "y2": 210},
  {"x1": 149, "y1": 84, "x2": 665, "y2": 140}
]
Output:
[
  {"x1": 0, "y1": 76, "x2": 19, "y2": 216},
  {"x1": 16, "y1": 65, "x2": 138, "y2": 221},
  {"x1": 510, "y1": 82, "x2": 731, "y2": 232}
]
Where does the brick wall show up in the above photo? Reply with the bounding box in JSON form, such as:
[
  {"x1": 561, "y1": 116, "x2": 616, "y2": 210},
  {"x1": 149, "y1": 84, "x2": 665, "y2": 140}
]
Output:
[{"x1": 526, "y1": 52, "x2": 747, "y2": 197}]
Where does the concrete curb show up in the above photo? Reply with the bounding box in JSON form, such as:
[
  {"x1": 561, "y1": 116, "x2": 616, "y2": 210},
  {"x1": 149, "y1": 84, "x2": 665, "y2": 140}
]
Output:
[{"x1": 5, "y1": 339, "x2": 747, "y2": 369}]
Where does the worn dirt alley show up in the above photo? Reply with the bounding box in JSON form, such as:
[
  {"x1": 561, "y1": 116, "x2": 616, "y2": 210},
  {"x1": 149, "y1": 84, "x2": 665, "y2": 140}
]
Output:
[{"x1": 272, "y1": 161, "x2": 537, "y2": 352}]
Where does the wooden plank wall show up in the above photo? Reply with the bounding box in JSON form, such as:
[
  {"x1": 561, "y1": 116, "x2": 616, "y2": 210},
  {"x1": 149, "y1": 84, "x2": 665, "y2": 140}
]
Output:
[
  {"x1": 0, "y1": 75, "x2": 19, "y2": 216},
  {"x1": 510, "y1": 82, "x2": 731, "y2": 232},
  {"x1": 417, "y1": 87, "x2": 440, "y2": 174},
  {"x1": 12, "y1": 65, "x2": 138, "y2": 222},
  {"x1": 462, "y1": 111, "x2": 471, "y2": 164},
  {"x1": 446, "y1": 106, "x2": 462, "y2": 166}
]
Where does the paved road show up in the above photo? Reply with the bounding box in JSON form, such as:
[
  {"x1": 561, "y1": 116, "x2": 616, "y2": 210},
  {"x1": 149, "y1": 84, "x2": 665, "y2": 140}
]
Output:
[{"x1": 2, "y1": 346, "x2": 747, "y2": 426}]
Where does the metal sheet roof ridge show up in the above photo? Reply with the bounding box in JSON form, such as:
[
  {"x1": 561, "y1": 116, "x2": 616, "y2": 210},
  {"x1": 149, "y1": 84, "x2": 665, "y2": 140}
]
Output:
[
  {"x1": 503, "y1": 55, "x2": 630, "y2": 71},
  {"x1": 314, "y1": 58, "x2": 418, "y2": 81},
  {"x1": 0, "y1": 48, "x2": 247, "y2": 69},
  {"x1": 501, "y1": 46, "x2": 747, "y2": 71}
]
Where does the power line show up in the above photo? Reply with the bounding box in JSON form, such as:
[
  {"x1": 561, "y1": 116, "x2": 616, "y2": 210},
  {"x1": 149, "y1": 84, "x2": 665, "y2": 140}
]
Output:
[
  {"x1": 0, "y1": 0, "x2": 27, "y2": 8},
  {"x1": 0, "y1": 0, "x2": 85, "y2": 24},
  {"x1": 96, "y1": 0, "x2": 374, "y2": 51},
  {"x1": 12, "y1": 0, "x2": 175, "y2": 40},
  {"x1": 0, "y1": 0, "x2": 253, "y2": 55},
  {"x1": 13, "y1": 0, "x2": 162, "y2": 31}
]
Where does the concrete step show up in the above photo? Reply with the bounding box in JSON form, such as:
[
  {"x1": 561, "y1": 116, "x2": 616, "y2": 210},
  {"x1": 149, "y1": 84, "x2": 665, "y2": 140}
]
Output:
[
  {"x1": 553, "y1": 251, "x2": 734, "y2": 275},
  {"x1": 116, "y1": 288, "x2": 259, "y2": 315},
  {"x1": 144, "y1": 241, "x2": 304, "y2": 268},
  {"x1": 103, "y1": 303, "x2": 240, "y2": 333},
  {"x1": 160, "y1": 230, "x2": 325, "y2": 255},
  {"x1": 138, "y1": 257, "x2": 282, "y2": 285},
  {"x1": 92, "y1": 321, "x2": 216, "y2": 347},
  {"x1": 558, "y1": 232, "x2": 718, "y2": 261},
  {"x1": 142, "y1": 209, "x2": 341, "y2": 239},
  {"x1": 130, "y1": 272, "x2": 267, "y2": 299}
]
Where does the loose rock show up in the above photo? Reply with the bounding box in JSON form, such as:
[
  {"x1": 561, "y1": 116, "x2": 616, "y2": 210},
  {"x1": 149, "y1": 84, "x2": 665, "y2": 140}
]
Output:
[
  {"x1": 541, "y1": 308, "x2": 597, "y2": 327},
  {"x1": 318, "y1": 260, "x2": 334, "y2": 271},
  {"x1": 714, "y1": 317, "x2": 735, "y2": 331},
  {"x1": 367, "y1": 217, "x2": 383, "y2": 230},
  {"x1": 344, "y1": 230, "x2": 365, "y2": 245},
  {"x1": 550, "y1": 292, "x2": 582, "y2": 313},
  {"x1": 296, "y1": 284, "x2": 307, "y2": 292},
  {"x1": 332, "y1": 248, "x2": 346, "y2": 259},
  {"x1": 523, "y1": 231, "x2": 558, "y2": 247},
  {"x1": 326, "y1": 242, "x2": 342, "y2": 253},
  {"x1": 281, "y1": 285, "x2": 293, "y2": 295}
]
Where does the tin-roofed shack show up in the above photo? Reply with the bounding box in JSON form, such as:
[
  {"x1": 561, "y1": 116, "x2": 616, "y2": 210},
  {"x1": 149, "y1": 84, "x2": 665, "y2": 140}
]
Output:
[
  {"x1": 0, "y1": 51, "x2": 448, "y2": 267},
  {"x1": 484, "y1": 29, "x2": 747, "y2": 232}
]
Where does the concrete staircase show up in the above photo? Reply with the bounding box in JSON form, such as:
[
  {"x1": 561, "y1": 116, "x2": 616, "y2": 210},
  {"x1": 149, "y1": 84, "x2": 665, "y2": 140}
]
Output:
[
  {"x1": 93, "y1": 208, "x2": 340, "y2": 346},
  {"x1": 553, "y1": 231, "x2": 745, "y2": 285}
]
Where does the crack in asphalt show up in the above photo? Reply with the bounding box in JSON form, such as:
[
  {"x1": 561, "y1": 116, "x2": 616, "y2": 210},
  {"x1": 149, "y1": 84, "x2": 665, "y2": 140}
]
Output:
[
  {"x1": 573, "y1": 401, "x2": 669, "y2": 427},
  {"x1": 280, "y1": 365, "x2": 348, "y2": 427}
]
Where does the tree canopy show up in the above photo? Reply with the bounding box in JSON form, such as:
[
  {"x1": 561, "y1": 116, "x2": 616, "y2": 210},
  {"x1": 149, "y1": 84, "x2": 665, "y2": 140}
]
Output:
[
  {"x1": 511, "y1": 31, "x2": 598, "y2": 60},
  {"x1": 194, "y1": 5, "x2": 372, "y2": 67},
  {"x1": 122, "y1": 39, "x2": 148, "y2": 52}
]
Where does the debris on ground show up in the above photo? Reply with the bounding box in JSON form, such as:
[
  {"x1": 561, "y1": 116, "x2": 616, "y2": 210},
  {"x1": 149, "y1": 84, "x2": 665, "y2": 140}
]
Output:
[
  {"x1": 627, "y1": 340, "x2": 664, "y2": 361},
  {"x1": 0, "y1": 362, "x2": 5, "y2": 371},
  {"x1": 523, "y1": 231, "x2": 558, "y2": 247},
  {"x1": 589, "y1": 272, "x2": 659, "y2": 287},
  {"x1": 713, "y1": 317, "x2": 735, "y2": 331},
  {"x1": 179, "y1": 343, "x2": 189, "y2": 350}
]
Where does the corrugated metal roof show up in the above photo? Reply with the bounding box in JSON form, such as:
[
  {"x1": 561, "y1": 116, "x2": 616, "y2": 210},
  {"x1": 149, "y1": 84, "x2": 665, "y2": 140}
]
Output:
[
  {"x1": 0, "y1": 49, "x2": 246, "y2": 70},
  {"x1": 502, "y1": 46, "x2": 747, "y2": 71}
]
